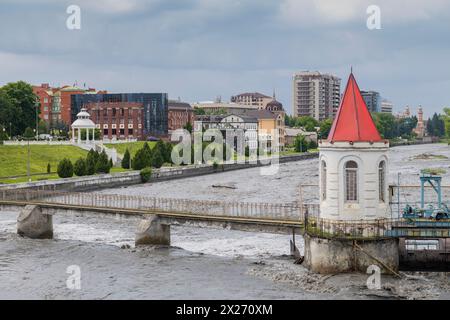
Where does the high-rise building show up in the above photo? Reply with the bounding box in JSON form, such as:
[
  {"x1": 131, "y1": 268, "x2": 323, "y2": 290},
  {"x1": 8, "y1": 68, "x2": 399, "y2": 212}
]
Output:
[
  {"x1": 360, "y1": 90, "x2": 381, "y2": 113},
  {"x1": 381, "y1": 99, "x2": 393, "y2": 113},
  {"x1": 292, "y1": 71, "x2": 341, "y2": 121},
  {"x1": 71, "y1": 93, "x2": 168, "y2": 137}
]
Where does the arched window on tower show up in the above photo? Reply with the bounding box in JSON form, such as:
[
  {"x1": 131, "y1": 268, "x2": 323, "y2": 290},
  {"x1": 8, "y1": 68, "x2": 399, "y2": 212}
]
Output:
[
  {"x1": 321, "y1": 160, "x2": 327, "y2": 201},
  {"x1": 345, "y1": 161, "x2": 358, "y2": 202},
  {"x1": 379, "y1": 160, "x2": 386, "y2": 202}
]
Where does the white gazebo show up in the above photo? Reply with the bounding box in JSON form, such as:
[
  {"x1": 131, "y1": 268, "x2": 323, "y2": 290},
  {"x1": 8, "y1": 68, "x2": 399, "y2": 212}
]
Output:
[{"x1": 71, "y1": 108, "x2": 96, "y2": 144}]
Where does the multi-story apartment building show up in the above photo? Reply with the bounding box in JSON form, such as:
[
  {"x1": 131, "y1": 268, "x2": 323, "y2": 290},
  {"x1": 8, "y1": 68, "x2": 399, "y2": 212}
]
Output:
[
  {"x1": 361, "y1": 90, "x2": 381, "y2": 113},
  {"x1": 230, "y1": 92, "x2": 273, "y2": 109},
  {"x1": 168, "y1": 100, "x2": 194, "y2": 132},
  {"x1": 33, "y1": 83, "x2": 105, "y2": 125},
  {"x1": 71, "y1": 93, "x2": 168, "y2": 138},
  {"x1": 381, "y1": 99, "x2": 393, "y2": 113},
  {"x1": 84, "y1": 101, "x2": 144, "y2": 140},
  {"x1": 292, "y1": 71, "x2": 341, "y2": 121}
]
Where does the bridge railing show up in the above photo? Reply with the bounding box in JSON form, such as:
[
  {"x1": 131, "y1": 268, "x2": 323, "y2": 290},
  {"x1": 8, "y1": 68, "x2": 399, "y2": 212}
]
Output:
[
  {"x1": 305, "y1": 217, "x2": 404, "y2": 240},
  {"x1": 0, "y1": 189, "x2": 310, "y2": 222}
]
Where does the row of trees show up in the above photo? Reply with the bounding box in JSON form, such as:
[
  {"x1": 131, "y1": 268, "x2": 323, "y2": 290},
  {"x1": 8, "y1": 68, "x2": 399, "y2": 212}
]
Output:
[
  {"x1": 426, "y1": 113, "x2": 446, "y2": 137},
  {"x1": 122, "y1": 141, "x2": 173, "y2": 170},
  {"x1": 285, "y1": 115, "x2": 333, "y2": 139},
  {"x1": 371, "y1": 113, "x2": 418, "y2": 139},
  {"x1": 57, "y1": 149, "x2": 113, "y2": 178}
]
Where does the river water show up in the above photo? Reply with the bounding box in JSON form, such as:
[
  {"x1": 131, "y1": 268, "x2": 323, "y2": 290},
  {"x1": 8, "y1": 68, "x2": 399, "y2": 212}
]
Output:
[{"x1": 1, "y1": 144, "x2": 449, "y2": 299}]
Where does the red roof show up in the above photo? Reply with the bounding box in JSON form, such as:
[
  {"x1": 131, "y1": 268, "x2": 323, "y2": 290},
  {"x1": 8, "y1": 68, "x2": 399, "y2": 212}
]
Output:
[{"x1": 328, "y1": 72, "x2": 382, "y2": 143}]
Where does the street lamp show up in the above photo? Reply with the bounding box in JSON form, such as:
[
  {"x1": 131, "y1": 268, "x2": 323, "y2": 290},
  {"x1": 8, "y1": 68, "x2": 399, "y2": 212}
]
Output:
[
  {"x1": 26, "y1": 129, "x2": 36, "y2": 183},
  {"x1": 9, "y1": 122, "x2": 12, "y2": 140}
]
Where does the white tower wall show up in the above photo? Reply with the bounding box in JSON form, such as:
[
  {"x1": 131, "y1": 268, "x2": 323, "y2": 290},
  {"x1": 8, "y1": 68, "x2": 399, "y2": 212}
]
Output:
[{"x1": 319, "y1": 141, "x2": 390, "y2": 220}]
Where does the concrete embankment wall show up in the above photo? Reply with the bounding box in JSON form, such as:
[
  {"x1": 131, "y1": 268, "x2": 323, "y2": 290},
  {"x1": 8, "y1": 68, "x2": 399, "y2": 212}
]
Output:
[{"x1": 0, "y1": 153, "x2": 318, "y2": 192}]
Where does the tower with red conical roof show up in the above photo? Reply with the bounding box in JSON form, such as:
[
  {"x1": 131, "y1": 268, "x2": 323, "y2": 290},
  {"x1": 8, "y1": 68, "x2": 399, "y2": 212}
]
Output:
[{"x1": 318, "y1": 72, "x2": 390, "y2": 220}]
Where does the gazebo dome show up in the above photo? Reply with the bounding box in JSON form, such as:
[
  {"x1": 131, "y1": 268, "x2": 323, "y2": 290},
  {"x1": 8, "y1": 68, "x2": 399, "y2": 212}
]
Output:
[{"x1": 72, "y1": 108, "x2": 96, "y2": 128}]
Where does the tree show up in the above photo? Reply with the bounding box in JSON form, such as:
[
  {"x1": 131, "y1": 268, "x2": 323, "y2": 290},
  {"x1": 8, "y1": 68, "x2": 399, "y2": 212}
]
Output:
[
  {"x1": 74, "y1": 158, "x2": 87, "y2": 176},
  {"x1": 0, "y1": 91, "x2": 19, "y2": 138},
  {"x1": 47, "y1": 163, "x2": 51, "y2": 174},
  {"x1": 122, "y1": 148, "x2": 131, "y2": 169},
  {"x1": 372, "y1": 112, "x2": 396, "y2": 139},
  {"x1": 444, "y1": 108, "x2": 450, "y2": 142},
  {"x1": 319, "y1": 119, "x2": 333, "y2": 139},
  {"x1": 193, "y1": 108, "x2": 206, "y2": 115},
  {"x1": 57, "y1": 158, "x2": 74, "y2": 178},
  {"x1": 132, "y1": 143, "x2": 152, "y2": 170},
  {"x1": 183, "y1": 122, "x2": 193, "y2": 133},
  {"x1": 38, "y1": 120, "x2": 49, "y2": 135},
  {"x1": 96, "y1": 150, "x2": 111, "y2": 174},
  {"x1": 151, "y1": 147, "x2": 164, "y2": 168},
  {"x1": 86, "y1": 149, "x2": 99, "y2": 175},
  {"x1": 294, "y1": 134, "x2": 308, "y2": 153},
  {"x1": 23, "y1": 127, "x2": 35, "y2": 139},
  {"x1": 0, "y1": 81, "x2": 39, "y2": 136}
]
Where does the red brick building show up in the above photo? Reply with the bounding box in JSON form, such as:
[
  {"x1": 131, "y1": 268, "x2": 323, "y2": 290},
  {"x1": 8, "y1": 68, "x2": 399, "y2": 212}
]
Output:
[
  {"x1": 168, "y1": 100, "x2": 193, "y2": 132},
  {"x1": 84, "y1": 101, "x2": 144, "y2": 140},
  {"x1": 32, "y1": 83, "x2": 105, "y2": 125}
]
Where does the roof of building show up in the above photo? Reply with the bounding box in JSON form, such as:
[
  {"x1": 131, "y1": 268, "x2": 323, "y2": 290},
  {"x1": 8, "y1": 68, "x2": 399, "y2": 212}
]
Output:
[
  {"x1": 168, "y1": 100, "x2": 192, "y2": 110},
  {"x1": 72, "y1": 108, "x2": 96, "y2": 128},
  {"x1": 232, "y1": 92, "x2": 272, "y2": 99},
  {"x1": 328, "y1": 72, "x2": 382, "y2": 143},
  {"x1": 265, "y1": 98, "x2": 283, "y2": 110},
  {"x1": 285, "y1": 127, "x2": 316, "y2": 137},
  {"x1": 233, "y1": 109, "x2": 278, "y2": 120}
]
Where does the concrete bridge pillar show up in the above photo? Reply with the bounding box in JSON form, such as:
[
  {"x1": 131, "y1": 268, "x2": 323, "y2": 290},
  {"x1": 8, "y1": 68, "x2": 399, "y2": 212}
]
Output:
[
  {"x1": 17, "y1": 205, "x2": 53, "y2": 239},
  {"x1": 135, "y1": 215, "x2": 170, "y2": 246}
]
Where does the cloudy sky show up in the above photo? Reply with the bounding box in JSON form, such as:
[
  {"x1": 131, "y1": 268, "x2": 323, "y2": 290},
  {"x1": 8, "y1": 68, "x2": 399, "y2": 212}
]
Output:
[{"x1": 1, "y1": 0, "x2": 450, "y2": 117}]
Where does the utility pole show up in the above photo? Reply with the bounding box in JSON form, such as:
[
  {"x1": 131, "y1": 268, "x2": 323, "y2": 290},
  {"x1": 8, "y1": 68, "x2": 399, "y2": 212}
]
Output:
[
  {"x1": 27, "y1": 139, "x2": 31, "y2": 182},
  {"x1": 36, "y1": 103, "x2": 39, "y2": 141}
]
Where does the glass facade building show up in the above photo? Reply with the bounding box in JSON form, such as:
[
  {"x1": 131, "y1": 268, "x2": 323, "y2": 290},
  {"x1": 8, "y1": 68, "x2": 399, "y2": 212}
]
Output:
[{"x1": 71, "y1": 93, "x2": 168, "y2": 136}]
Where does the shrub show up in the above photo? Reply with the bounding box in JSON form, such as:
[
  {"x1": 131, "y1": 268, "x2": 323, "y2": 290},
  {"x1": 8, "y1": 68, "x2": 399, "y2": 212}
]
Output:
[
  {"x1": 308, "y1": 140, "x2": 318, "y2": 150},
  {"x1": 47, "y1": 163, "x2": 51, "y2": 174},
  {"x1": 294, "y1": 134, "x2": 308, "y2": 153},
  {"x1": 109, "y1": 158, "x2": 113, "y2": 169},
  {"x1": 121, "y1": 148, "x2": 131, "y2": 169},
  {"x1": 140, "y1": 167, "x2": 152, "y2": 183},
  {"x1": 96, "y1": 150, "x2": 111, "y2": 174},
  {"x1": 74, "y1": 158, "x2": 87, "y2": 176},
  {"x1": 57, "y1": 158, "x2": 74, "y2": 178}
]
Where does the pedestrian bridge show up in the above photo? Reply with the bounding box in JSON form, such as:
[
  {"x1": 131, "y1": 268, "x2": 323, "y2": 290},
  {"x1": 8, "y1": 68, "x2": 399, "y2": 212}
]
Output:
[{"x1": 0, "y1": 189, "x2": 449, "y2": 244}]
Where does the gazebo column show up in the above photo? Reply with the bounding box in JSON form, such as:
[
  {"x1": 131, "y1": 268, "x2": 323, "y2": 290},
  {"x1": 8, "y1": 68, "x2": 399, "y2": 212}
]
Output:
[
  {"x1": 77, "y1": 128, "x2": 81, "y2": 144},
  {"x1": 72, "y1": 127, "x2": 75, "y2": 143}
]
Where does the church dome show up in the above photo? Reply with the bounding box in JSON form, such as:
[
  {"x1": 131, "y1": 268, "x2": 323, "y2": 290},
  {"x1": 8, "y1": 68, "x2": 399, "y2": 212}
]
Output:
[{"x1": 265, "y1": 98, "x2": 283, "y2": 111}]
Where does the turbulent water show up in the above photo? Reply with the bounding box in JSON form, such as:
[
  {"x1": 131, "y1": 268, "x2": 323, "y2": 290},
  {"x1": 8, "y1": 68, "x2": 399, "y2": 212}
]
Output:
[{"x1": 1, "y1": 144, "x2": 450, "y2": 299}]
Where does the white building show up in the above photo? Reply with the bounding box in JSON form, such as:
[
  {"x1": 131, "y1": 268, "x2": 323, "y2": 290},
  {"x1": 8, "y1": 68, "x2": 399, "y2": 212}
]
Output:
[
  {"x1": 318, "y1": 72, "x2": 390, "y2": 221},
  {"x1": 381, "y1": 99, "x2": 394, "y2": 113}
]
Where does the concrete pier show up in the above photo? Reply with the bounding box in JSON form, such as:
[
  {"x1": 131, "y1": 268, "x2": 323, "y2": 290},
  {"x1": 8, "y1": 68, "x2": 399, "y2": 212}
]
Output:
[
  {"x1": 304, "y1": 234, "x2": 399, "y2": 274},
  {"x1": 135, "y1": 215, "x2": 170, "y2": 246},
  {"x1": 17, "y1": 205, "x2": 53, "y2": 239}
]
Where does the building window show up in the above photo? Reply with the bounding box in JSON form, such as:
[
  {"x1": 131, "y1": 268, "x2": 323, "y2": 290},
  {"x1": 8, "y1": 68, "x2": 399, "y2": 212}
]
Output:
[
  {"x1": 112, "y1": 129, "x2": 117, "y2": 135},
  {"x1": 379, "y1": 160, "x2": 386, "y2": 202},
  {"x1": 321, "y1": 160, "x2": 327, "y2": 201},
  {"x1": 128, "y1": 129, "x2": 133, "y2": 135},
  {"x1": 345, "y1": 161, "x2": 358, "y2": 202},
  {"x1": 103, "y1": 129, "x2": 108, "y2": 136}
]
